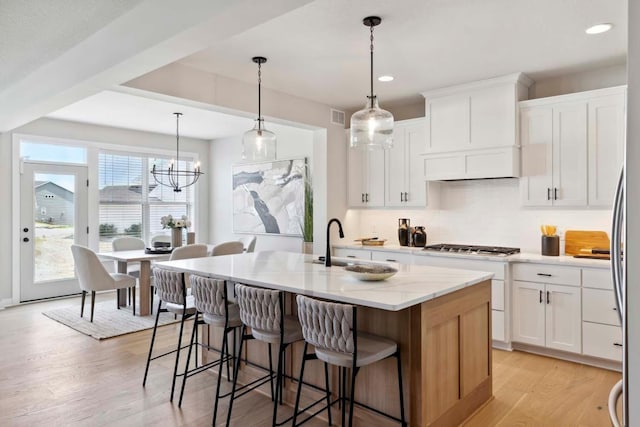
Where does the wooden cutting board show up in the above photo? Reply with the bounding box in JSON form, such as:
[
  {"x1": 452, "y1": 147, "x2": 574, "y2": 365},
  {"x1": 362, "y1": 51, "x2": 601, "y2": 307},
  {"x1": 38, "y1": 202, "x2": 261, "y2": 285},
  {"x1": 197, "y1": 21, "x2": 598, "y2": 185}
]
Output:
[{"x1": 564, "y1": 230, "x2": 610, "y2": 255}]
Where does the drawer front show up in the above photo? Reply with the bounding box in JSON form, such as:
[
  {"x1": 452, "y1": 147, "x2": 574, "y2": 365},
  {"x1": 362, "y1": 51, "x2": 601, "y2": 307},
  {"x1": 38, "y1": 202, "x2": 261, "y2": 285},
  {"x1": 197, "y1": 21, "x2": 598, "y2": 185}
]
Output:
[
  {"x1": 333, "y1": 248, "x2": 372, "y2": 260},
  {"x1": 582, "y1": 268, "x2": 613, "y2": 290},
  {"x1": 582, "y1": 288, "x2": 620, "y2": 326},
  {"x1": 492, "y1": 280, "x2": 504, "y2": 311},
  {"x1": 412, "y1": 255, "x2": 505, "y2": 280},
  {"x1": 512, "y1": 263, "x2": 580, "y2": 286},
  {"x1": 492, "y1": 310, "x2": 505, "y2": 342},
  {"x1": 370, "y1": 250, "x2": 413, "y2": 264},
  {"x1": 582, "y1": 322, "x2": 623, "y2": 361}
]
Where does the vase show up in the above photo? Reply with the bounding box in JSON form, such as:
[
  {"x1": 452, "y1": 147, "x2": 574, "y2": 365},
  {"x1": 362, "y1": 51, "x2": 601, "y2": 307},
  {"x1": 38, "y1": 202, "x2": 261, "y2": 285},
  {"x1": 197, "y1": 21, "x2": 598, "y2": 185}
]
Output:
[
  {"x1": 412, "y1": 226, "x2": 427, "y2": 247},
  {"x1": 398, "y1": 218, "x2": 410, "y2": 247},
  {"x1": 302, "y1": 241, "x2": 313, "y2": 254},
  {"x1": 187, "y1": 231, "x2": 195, "y2": 245},
  {"x1": 171, "y1": 227, "x2": 183, "y2": 248}
]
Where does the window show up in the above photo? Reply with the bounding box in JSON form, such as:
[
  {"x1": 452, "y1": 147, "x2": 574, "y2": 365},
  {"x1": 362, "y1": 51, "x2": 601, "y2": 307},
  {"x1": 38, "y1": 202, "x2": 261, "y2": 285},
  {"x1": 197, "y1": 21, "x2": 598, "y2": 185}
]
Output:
[
  {"x1": 21, "y1": 140, "x2": 87, "y2": 164},
  {"x1": 99, "y1": 152, "x2": 193, "y2": 251}
]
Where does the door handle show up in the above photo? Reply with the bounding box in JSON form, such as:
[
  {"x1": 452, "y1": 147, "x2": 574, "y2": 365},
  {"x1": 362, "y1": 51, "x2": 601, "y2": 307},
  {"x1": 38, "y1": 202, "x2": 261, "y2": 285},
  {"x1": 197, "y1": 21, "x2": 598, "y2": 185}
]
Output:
[
  {"x1": 361, "y1": 193, "x2": 364, "y2": 203},
  {"x1": 547, "y1": 188, "x2": 551, "y2": 201},
  {"x1": 546, "y1": 291, "x2": 550, "y2": 304},
  {"x1": 400, "y1": 192, "x2": 404, "y2": 202},
  {"x1": 613, "y1": 342, "x2": 623, "y2": 347},
  {"x1": 386, "y1": 259, "x2": 397, "y2": 262},
  {"x1": 23, "y1": 227, "x2": 29, "y2": 232},
  {"x1": 539, "y1": 290, "x2": 543, "y2": 304},
  {"x1": 365, "y1": 193, "x2": 369, "y2": 202},
  {"x1": 404, "y1": 192, "x2": 408, "y2": 202},
  {"x1": 537, "y1": 273, "x2": 552, "y2": 277},
  {"x1": 554, "y1": 188, "x2": 558, "y2": 200},
  {"x1": 23, "y1": 237, "x2": 29, "y2": 242}
]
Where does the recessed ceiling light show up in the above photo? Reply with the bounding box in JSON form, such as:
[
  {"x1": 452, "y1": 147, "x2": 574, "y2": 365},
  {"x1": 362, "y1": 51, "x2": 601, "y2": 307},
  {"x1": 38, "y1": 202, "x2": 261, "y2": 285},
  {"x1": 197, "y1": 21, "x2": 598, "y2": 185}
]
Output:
[
  {"x1": 378, "y1": 75, "x2": 394, "y2": 82},
  {"x1": 585, "y1": 23, "x2": 613, "y2": 35}
]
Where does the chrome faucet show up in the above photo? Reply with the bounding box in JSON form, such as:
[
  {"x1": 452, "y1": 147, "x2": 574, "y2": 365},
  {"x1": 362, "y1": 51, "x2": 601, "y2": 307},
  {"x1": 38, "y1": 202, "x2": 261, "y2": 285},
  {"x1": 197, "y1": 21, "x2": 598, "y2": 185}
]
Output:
[{"x1": 325, "y1": 218, "x2": 344, "y2": 267}]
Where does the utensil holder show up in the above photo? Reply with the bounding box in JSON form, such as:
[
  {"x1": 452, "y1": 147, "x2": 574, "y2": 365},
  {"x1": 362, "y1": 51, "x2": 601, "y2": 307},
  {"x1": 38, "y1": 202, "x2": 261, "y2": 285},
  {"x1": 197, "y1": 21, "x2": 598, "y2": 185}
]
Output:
[{"x1": 541, "y1": 235, "x2": 559, "y2": 256}]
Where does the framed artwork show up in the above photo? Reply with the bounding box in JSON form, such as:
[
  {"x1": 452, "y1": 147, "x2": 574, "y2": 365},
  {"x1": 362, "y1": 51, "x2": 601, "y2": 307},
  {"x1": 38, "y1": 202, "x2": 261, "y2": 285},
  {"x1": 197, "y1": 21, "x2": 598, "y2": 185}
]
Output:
[{"x1": 232, "y1": 158, "x2": 306, "y2": 236}]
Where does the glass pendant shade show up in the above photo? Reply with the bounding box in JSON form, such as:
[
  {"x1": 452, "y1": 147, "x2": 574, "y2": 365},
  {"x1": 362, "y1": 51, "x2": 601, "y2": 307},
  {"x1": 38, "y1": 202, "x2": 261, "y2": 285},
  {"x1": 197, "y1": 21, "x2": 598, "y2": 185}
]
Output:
[
  {"x1": 242, "y1": 118, "x2": 277, "y2": 161},
  {"x1": 350, "y1": 96, "x2": 394, "y2": 149}
]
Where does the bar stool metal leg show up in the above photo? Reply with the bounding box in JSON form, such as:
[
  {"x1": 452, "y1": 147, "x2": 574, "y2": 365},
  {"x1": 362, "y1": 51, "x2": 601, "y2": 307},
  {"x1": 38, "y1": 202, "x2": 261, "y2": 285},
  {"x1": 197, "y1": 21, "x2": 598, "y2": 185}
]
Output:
[{"x1": 143, "y1": 299, "x2": 163, "y2": 386}]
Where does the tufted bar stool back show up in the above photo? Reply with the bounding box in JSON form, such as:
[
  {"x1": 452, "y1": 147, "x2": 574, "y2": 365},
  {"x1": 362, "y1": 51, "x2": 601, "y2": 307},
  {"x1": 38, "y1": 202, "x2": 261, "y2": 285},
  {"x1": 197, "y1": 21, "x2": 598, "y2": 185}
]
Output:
[
  {"x1": 227, "y1": 284, "x2": 304, "y2": 427},
  {"x1": 293, "y1": 295, "x2": 407, "y2": 427},
  {"x1": 143, "y1": 266, "x2": 196, "y2": 404},
  {"x1": 177, "y1": 275, "x2": 243, "y2": 424}
]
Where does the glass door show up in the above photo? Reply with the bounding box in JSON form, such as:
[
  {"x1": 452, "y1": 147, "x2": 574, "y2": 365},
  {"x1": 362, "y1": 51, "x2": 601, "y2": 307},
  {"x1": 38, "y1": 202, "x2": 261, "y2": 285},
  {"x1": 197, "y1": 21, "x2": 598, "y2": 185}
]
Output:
[{"x1": 20, "y1": 162, "x2": 88, "y2": 301}]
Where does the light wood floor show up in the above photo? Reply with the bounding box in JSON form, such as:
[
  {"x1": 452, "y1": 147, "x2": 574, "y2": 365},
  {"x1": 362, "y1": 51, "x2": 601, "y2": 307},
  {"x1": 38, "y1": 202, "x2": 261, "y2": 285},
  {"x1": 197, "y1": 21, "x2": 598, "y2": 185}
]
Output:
[{"x1": 0, "y1": 293, "x2": 621, "y2": 426}]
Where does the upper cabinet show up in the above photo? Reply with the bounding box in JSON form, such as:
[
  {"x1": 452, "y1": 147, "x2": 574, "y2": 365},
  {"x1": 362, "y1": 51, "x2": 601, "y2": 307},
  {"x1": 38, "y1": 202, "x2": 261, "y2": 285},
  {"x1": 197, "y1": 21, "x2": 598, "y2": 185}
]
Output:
[
  {"x1": 520, "y1": 86, "x2": 626, "y2": 207},
  {"x1": 347, "y1": 118, "x2": 432, "y2": 208},
  {"x1": 421, "y1": 73, "x2": 533, "y2": 180},
  {"x1": 385, "y1": 119, "x2": 427, "y2": 207}
]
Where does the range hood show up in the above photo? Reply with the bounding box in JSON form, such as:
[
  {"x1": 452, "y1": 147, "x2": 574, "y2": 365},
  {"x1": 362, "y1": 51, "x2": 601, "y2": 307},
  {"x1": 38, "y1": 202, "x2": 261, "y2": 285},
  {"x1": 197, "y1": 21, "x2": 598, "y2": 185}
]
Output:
[{"x1": 420, "y1": 73, "x2": 533, "y2": 181}]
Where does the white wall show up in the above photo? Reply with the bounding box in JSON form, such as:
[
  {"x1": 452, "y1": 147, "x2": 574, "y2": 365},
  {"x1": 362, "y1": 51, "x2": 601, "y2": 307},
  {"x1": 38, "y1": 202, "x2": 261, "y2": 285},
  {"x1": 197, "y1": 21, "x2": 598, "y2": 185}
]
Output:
[
  {"x1": 347, "y1": 178, "x2": 611, "y2": 254},
  {"x1": 0, "y1": 118, "x2": 210, "y2": 303},
  {"x1": 530, "y1": 63, "x2": 627, "y2": 99},
  {"x1": 209, "y1": 123, "x2": 314, "y2": 253}
]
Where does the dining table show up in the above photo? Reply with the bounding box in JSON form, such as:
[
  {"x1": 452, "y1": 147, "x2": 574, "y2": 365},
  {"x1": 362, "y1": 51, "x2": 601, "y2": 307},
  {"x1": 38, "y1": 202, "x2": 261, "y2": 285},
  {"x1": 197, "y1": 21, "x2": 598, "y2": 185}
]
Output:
[{"x1": 97, "y1": 249, "x2": 171, "y2": 316}]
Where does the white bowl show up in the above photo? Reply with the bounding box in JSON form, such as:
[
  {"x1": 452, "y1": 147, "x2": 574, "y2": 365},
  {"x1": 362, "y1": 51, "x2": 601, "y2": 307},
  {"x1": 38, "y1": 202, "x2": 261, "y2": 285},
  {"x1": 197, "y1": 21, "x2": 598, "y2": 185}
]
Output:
[{"x1": 344, "y1": 264, "x2": 398, "y2": 281}]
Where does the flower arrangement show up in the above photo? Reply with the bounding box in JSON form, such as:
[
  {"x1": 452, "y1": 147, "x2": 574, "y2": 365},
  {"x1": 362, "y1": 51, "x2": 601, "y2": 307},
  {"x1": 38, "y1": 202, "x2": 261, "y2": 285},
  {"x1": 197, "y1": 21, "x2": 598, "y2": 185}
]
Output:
[{"x1": 161, "y1": 214, "x2": 191, "y2": 229}]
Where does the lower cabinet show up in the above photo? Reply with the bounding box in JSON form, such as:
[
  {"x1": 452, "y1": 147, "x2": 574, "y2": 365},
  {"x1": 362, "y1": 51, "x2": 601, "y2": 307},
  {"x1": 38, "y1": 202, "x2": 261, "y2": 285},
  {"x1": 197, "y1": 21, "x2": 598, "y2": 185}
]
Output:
[
  {"x1": 582, "y1": 285, "x2": 623, "y2": 362},
  {"x1": 333, "y1": 248, "x2": 372, "y2": 260},
  {"x1": 512, "y1": 280, "x2": 582, "y2": 353},
  {"x1": 582, "y1": 322, "x2": 623, "y2": 361}
]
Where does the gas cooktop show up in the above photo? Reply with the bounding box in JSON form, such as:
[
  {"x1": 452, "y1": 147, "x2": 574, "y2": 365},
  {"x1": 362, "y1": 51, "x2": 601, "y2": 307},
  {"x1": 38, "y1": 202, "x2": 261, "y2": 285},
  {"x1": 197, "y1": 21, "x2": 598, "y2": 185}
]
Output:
[{"x1": 423, "y1": 244, "x2": 520, "y2": 256}]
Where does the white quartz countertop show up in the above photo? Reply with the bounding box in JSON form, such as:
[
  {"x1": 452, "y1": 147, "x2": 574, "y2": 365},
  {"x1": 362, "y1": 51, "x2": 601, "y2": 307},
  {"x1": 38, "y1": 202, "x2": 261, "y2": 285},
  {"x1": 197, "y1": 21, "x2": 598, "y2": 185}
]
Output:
[
  {"x1": 154, "y1": 251, "x2": 494, "y2": 311},
  {"x1": 333, "y1": 244, "x2": 611, "y2": 268}
]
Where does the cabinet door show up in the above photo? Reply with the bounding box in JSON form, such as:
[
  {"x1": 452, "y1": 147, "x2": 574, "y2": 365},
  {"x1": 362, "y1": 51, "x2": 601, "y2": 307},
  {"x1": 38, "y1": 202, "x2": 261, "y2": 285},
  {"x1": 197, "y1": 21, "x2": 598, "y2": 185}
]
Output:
[
  {"x1": 520, "y1": 106, "x2": 553, "y2": 206},
  {"x1": 385, "y1": 128, "x2": 406, "y2": 207},
  {"x1": 347, "y1": 147, "x2": 367, "y2": 207},
  {"x1": 470, "y1": 85, "x2": 514, "y2": 148},
  {"x1": 404, "y1": 123, "x2": 427, "y2": 207},
  {"x1": 366, "y1": 149, "x2": 386, "y2": 207},
  {"x1": 512, "y1": 281, "x2": 546, "y2": 346},
  {"x1": 588, "y1": 93, "x2": 625, "y2": 206},
  {"x1": 553, "y1": 102, "x2": 588, "y2": 206},
  {"x1": 545, "y1": 284, "x2": 582, "y2": 353}
]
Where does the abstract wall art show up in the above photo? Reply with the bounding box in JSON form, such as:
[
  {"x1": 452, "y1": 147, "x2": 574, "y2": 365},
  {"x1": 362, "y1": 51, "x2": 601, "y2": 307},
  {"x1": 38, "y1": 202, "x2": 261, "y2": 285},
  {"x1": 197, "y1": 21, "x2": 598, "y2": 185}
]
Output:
[{"x1": 232, "y1": 158, "x2": 306, "y2": 236}]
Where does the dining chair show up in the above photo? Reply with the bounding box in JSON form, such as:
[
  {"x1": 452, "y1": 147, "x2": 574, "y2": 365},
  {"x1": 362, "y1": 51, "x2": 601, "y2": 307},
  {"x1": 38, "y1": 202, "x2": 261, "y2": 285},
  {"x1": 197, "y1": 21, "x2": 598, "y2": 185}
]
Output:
[
  {"x1": 112, "y1": 237, "x2": 145, "y2": 305},
  {"x1": 238, "y1": 235, "x2": 257, "y2": 253},
  {"x1": 70, "y1": 244, "x2": 137, "y2": 321},
  {"x1": 210, "y1": 241, "x2": 245, "y2": 256},
  {"x1": 293, "y1": 295, "x2": 406, "y2": 427}
]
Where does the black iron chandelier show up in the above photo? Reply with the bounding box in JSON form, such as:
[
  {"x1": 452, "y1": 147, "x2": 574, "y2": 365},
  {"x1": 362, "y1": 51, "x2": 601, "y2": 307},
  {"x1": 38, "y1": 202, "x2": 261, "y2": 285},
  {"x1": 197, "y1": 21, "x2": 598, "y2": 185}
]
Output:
[{"x1": 151, "y1": 112, "x2": 203, "y2": 192}]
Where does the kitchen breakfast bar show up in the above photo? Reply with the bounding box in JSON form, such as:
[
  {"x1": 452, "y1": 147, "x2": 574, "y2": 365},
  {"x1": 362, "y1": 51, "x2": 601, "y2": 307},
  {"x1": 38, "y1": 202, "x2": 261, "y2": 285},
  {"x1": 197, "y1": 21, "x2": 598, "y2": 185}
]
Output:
[{"x1": 156, "y1": 251, "x2": 494, "y2": 426}]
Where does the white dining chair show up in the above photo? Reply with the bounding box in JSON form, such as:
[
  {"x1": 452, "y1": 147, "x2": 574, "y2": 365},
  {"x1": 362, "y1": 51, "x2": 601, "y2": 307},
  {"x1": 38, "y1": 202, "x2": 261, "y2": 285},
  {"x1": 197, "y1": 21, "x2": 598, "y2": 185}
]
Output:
[
  {"x1": 238, "y1": 235, "x2": 257, "y2": 253},
  {"x1": 210, "y1": 241, "x2": 245, "y2": 256},
  {"x1": 71, "y1": 244, "x2": 137, "y2": 321},
  {"x1": 112, "y1": 237, "x2": 145, "y2": 305}
]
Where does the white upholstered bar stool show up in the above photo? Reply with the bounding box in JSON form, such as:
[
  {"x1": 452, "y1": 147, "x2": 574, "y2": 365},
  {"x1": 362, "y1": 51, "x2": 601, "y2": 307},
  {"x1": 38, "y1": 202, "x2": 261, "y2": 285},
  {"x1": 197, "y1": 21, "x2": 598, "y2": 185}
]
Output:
[
  {"x1": 226, "y1": 284, "x2": 304, "y2": 427},
  {"x1": 177, "y1": 274, "x2": 243, "y2": 426},
  {"x1": 142, "y1": 266, "x2": 196, "y2": 402},
  {"x1": 293, "y1": 295, "x2": 407, "y2": 427}
]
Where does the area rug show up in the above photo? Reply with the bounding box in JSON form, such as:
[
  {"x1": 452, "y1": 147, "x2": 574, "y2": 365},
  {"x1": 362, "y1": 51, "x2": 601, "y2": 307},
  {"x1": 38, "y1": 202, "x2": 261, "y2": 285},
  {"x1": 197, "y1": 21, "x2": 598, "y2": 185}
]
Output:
[{"x1": 43, "y1": 301, "x2": 179, "y2": 340}]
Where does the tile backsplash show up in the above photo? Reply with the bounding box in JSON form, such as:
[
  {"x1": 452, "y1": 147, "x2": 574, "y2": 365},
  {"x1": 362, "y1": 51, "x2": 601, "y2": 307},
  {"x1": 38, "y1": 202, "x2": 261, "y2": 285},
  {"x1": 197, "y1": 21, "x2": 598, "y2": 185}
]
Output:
[{"x1": 344, "y1": 178, "x2": 612, "y2": 254}]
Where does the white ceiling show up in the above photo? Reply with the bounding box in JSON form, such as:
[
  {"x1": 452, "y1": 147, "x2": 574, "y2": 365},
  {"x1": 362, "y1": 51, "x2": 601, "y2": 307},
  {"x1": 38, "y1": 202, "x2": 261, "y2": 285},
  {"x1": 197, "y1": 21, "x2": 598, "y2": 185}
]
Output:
[
  {"x1": 179, "y1": 0, "x2": 627, "y2": 110},
  {"x1": 5, "y1": 0, "x2": 627, "y2": 134},
  {"x1": 48, "y1": 91, "x2": 254, "y2": 140}
]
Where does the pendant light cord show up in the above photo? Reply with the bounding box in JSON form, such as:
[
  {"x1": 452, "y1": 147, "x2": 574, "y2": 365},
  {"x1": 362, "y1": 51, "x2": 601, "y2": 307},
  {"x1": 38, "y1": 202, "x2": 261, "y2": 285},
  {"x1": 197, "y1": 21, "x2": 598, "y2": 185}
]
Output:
[
  {"x1": 370, "y1": 24, "x2": 375, "y2": 109},
  {"x1": 257, "y1": 61, "x2": 262, "y2": 129},
  {"x1": 175, "y1": 112, "x2": 181, "y2": 188}
]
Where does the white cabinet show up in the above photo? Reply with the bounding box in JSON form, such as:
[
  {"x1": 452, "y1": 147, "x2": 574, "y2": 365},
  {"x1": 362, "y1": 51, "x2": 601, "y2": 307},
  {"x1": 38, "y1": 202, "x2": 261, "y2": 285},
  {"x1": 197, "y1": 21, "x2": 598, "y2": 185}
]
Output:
[
  {"x1": 386, "y1": 119, "x2": 427, "y2": 207},
  {"x1": 370, "y1": 250, "x2": 412, "y2": 264},
  {"x1": 582, "y1": 269, "x2": 622, "y2": 361},
  {"x1": 421, "y1": 73, "x2": 532, "y2": 180},
  {"x1": 512, "y1": 263, "x2": 582, "y2": 354},
  {"x1": 347, "y1": 144, "x2": 385, "y2": 207},
  {"x1": 348, "y1": 119, "x2": 428, "y2": 208},
  {"x1": 520, "y1": 86, "x2": 626, "y2": 207},
  {"x1": 333, "y1": 248, "x2": 372, "y2": 260}
]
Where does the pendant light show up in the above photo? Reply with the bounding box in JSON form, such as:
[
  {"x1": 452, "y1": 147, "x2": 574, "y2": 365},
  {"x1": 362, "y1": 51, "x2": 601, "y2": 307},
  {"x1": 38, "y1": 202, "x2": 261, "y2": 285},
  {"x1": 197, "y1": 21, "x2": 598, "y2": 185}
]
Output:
[
  {"x1": 151, "y1": 112, "x2": 203, "y2": 192},
  {"x1": 243, "y1": 56, "x2": 277, "y2": 161},
  {"x1": 350, "y1": 16, "x2": 394, "y2": 150}
]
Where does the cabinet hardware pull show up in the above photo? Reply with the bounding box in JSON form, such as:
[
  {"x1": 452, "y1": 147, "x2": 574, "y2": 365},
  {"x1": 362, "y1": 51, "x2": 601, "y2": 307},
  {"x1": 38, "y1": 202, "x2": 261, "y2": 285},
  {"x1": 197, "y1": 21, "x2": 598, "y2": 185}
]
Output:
[
  {"x1": 400, "y1": 192, "x2": 404, "y2": 202},
  {"x1": 547, "y1": 188, "x2": 551, "y2": 200},
  {"x1": 346, "y1": 255, "x2": 356, "y2": 258},
  {"x1": 546, "y1": 291, "x2": 550, "y2": 304},
  {"x1": 536, "y1": 273, "x2": 552, "y2": 277},
  {"x1": 361, "y1": 193, "x2": 364, "y2": 203},
  {"x1": 554, "y1": 188, "x2": 558, "y2": 200},
  {"x1": 539, "y1": 290, "x2": 543, "y2": 304},
  {"x1": 613, "y1": 343, "x2": 623, "y2": 347},
  {"x1": 365, "y1": 193, "x2": 369, "y2": 202},
  {"x1": 404, "y1": 192, "x2": 408, "y2": 201},
  {"x1": 386, "y1": 259, "x2": 397, "y2": 262},
  {"x1": 613, "y1": 307, "x2": 618, "y2": 311}
]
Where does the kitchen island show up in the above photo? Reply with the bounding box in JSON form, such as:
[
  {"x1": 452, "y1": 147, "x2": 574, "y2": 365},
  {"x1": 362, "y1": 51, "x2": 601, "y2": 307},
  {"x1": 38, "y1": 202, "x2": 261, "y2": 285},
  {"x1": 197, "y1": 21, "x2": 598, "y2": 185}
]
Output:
[{"x1": 156, "y1": 251, "x2": 494, "y2": 426}]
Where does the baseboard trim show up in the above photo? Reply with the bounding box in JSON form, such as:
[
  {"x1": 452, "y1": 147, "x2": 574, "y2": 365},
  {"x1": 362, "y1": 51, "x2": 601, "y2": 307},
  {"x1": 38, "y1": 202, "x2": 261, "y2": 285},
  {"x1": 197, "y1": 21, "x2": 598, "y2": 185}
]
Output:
[
  {"x1": 511, "y1": 342, "x2": 622, "y2": 372},
  {"x1": 0, "y1": 298, "x2": 14, "y2": 309},
  {"x1": 492, "y1": 340, "x2": 512, "y2": 351}
]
